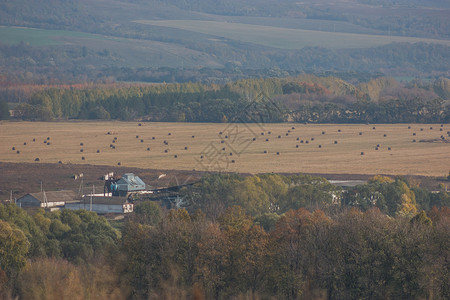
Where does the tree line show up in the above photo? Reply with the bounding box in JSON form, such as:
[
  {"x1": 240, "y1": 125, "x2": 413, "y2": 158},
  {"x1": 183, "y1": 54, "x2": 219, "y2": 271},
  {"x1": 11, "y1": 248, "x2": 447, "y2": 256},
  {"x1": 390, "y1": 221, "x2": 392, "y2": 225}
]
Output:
[
  {"x1": 1, "y1": 173, "x2": 449, "y2": 299},
  {"x1": 4, "y1": 76, "x2": 449, "y2": 123}
]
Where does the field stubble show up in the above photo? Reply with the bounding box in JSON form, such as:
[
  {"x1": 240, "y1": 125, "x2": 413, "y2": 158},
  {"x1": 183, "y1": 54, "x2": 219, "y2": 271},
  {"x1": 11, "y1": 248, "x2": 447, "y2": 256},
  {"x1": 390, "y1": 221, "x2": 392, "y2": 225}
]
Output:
[{"x1": 0, "y1": 121, "x2": 449, "y2": 177}]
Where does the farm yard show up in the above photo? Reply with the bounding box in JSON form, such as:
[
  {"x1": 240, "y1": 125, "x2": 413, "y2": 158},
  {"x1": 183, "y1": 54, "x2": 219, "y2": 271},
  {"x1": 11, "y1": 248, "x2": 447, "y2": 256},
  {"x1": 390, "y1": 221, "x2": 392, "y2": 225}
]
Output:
[{"x1": 1, "y1": 121, "x2": 449, "y2": 177}]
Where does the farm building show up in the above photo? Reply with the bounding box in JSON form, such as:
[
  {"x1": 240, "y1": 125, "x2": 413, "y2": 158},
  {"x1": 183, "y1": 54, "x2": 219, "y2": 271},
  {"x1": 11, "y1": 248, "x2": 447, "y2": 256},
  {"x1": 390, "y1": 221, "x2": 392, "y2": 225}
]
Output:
[
  {"x1": 16, "y1": 190, "x2": 78, "y2": 211},
  {"x1": 111, "y1": 173, "x2": 146, "y2": 196},
  {"x1": 65, "y1": 196, "x2": 133, "y2": 214}
]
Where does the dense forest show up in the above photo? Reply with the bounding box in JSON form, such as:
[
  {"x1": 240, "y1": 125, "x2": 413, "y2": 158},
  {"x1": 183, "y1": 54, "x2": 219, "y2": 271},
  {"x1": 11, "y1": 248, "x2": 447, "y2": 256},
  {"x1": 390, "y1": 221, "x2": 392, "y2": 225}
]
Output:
[
  {"x1": 1, "y1": 173, "x2": 449, "y2": 299},
  {"x1": 2, "y1": 76, "x2": 449, "y2": 123}
]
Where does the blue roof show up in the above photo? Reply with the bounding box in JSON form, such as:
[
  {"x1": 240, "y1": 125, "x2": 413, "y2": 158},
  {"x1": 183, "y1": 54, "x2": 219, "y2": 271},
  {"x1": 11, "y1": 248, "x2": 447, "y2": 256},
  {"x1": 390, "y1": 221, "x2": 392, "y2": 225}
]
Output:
[{"x1": 116, "y1": 173, "x2": 146, "y2": 191}]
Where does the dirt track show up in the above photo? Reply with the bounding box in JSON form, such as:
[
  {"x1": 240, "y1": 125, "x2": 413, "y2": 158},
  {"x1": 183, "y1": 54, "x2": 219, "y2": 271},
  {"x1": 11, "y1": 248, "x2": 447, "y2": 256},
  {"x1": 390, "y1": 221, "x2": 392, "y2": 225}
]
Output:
[{"x1": 0, "y1": 162, "x2": 446, "y2": 200}]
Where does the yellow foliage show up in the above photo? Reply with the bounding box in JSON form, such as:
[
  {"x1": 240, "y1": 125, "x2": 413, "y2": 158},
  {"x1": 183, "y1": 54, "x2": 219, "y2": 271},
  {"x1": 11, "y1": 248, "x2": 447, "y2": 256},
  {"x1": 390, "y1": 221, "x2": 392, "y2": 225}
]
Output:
[{"x1": 369, "y1": 175, "x2": 394, "y2": 184}]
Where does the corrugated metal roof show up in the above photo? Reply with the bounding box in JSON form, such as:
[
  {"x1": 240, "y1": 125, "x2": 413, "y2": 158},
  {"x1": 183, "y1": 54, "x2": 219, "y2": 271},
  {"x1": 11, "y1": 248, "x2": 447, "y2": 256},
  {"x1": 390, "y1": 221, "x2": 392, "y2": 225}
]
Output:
[
  {"x1": 79, "y1": 196, "x2": 128, "y2": 205},
  {"x1": 116, "y1": 173, "x2": 146, "y2": 191},
  {"x1": 25, "y1": 190, "x2": 78, "y2": 203}
]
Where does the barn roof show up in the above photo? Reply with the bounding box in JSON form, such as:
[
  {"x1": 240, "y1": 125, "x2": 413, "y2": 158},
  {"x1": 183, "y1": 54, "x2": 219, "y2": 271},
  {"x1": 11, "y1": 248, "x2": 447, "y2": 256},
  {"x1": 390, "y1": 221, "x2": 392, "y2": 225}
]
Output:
[
  {"x1": 23, "y1": 190, "x2": 78, "y2": 203},
  {"x1": 80, "y1": 196, "x2": 129, "y2": 205},
  {"x1": 116, "y1": 173, "x2": 146, "y2": 191}
]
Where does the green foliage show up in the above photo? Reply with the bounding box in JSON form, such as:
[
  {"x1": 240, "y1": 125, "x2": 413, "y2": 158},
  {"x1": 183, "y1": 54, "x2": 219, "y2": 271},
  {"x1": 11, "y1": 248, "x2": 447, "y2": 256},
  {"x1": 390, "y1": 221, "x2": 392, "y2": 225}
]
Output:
[
  {"x1": 0, "y1": 100, "x2": 9, "y2": 120},
  {"x1": 0, "y1": 220, "x2": 29, "y2": 278}
]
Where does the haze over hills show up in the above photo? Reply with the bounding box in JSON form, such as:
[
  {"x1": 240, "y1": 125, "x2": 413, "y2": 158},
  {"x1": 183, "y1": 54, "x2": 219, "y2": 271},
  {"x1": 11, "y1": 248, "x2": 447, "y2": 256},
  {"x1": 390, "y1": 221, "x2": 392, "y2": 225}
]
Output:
[{"x1": 0, "y1": 0, "x2": 449, "y2": 84}]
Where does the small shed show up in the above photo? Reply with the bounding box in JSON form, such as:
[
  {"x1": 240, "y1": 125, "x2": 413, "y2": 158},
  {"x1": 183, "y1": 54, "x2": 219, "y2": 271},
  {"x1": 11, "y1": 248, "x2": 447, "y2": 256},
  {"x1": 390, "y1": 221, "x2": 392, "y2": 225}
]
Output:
[
  {"x1": 112, "y1": 173, "x2": 146, "y2": 196},
  {"x1": 65, "y1": 196, "x2": 133, "y2": 214},
  {"x1": 16, "y1": 190, "x2": 78, "y2": 210}
]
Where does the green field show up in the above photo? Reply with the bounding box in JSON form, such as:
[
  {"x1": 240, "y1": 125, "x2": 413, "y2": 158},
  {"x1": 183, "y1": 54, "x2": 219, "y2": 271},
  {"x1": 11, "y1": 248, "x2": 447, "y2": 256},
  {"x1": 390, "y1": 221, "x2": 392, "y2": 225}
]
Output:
[
  {"x1": 135, "y1": 20, "x2": 450, "y2": 49},
  {"x1": 0, "y1": 26, "x2": 107, "y2": 46}
]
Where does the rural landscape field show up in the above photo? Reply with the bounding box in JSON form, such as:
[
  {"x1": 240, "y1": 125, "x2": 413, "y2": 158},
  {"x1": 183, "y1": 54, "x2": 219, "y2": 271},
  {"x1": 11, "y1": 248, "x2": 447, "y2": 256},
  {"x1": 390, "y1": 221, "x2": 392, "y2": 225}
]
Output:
[{"x1": 1, "y1": 121, "x2": 449, "y2": 177}]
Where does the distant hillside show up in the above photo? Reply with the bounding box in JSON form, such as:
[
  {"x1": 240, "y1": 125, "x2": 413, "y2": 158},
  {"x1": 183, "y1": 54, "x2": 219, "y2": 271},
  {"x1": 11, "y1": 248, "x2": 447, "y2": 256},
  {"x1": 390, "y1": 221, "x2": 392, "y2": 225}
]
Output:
[{"x1": 0, "y1": 0, "x2": 449, "y2": 84}]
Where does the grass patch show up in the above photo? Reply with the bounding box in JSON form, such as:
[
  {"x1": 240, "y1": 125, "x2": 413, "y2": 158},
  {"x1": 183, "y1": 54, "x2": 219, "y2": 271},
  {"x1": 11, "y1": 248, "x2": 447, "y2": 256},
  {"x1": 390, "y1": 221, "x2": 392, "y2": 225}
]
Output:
[
  {"x1": 134, "y1": 20, "x2": 450, "y2": 49},
  {"x1": 0, "y1": 26, "x2": 106, "y2": 46}
]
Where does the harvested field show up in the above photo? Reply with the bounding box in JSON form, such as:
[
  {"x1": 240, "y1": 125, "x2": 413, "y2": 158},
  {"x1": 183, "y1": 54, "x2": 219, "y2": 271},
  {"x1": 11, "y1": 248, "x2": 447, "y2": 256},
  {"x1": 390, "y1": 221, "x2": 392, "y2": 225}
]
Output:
[{"x1": 0, "y1": 121, "x2": 449, "y2": 177}]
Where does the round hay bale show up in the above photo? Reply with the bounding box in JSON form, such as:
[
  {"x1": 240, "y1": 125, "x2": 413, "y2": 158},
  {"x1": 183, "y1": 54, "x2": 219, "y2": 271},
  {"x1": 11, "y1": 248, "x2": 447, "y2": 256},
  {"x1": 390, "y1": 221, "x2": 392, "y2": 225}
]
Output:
[
  {"x1": 361, "y1": 152, "x2": 364, "y2": 155},
  {"x1": 261, "y1": 132, "x2": 264, "y2": 135},
  {"x1": 296, "y1": 137, "x2": 300, "y2": 141},
  {"x1": 47, "y1": 142, "x2": 51, "y2": 145},
  {"x1": 118, "y1": 162, "x2": 121, "y2": 166},
  {"x1": 268, "y1": 131, "x2": 271, "y2": 134},
  {"x1": 252, "y1": 137, "x2": 256, "y2": 141},
  {"x1": 112, "y1": 140, "x2": 116, "y2": 143},
  {"x1": 138, "y1": 123, "x2": 142, "y2": 126},
  {"x1": 229, "y1": 152, "x2": 233, "y2": 156},
  {"x1": 80, "y1": 149, "x2": 83, "y2": 152},
  {"x1": 338, "y1": 129, "x2": 341, "y2": 132},
  {"x1": 80, "y1": 142, "x2": 84, "y2": 146},
  {"x1": 318, "y1": 145, "x2": 322, "y2": 148},
  {"x1": 81, "y1": 156, "x2": 85, "y2": 160},
  {"x1": 300, "y1": 140, "x2": 304, "y2": 143},
  {"x1": 266, "y1": 138, "x2": 269, "y2": 142},
  {"x1": 420, "y1": 128, "x2": 424, "y2": 131},
  {"x1": 35, "y1": 158, "x2": 40, "y2": 161},
  {"x1": 408, "y1": 126, "x2": 411, "y2": 129},
  {"x1": 12, "y1": 147, "x2": 15, "y2": 150},
  {"x1": 107, "y1": 132, "x2": 111, "y2": 135},
  {"x1": 200, "y1": 155, "x2": 204, "y2": 159},
  {"x1": 97, "y1": 150, "x2": 100, "y2": 153},
  {"x1": 221, "y1": 140, "x2": 225, "y2": 144},
  {"x1": 174, "y1": 155, "x2": 178, "y2": 158},
  {"x1": 225, "y1": 135, "x2": 228, "y2": 139},
  {"x1": 136, "y1": 135, "x2": 139, "y2": 138},
  {"x1": 286, "y1": 133, "x2": 289, "y2": 136},
  {"x1": 413, "y1": 133, "x2": 416, "y2": 136},
  {"x1": 412, "y1": 139, "x2": 416, "y2": 142},
  {"x1": 112, "y1": 145, "x2": 115, "y2": 149},
  {"x1": 372, "y1": 127, "x2": 376, "y2": 130},
  {"x1": 296, "y1": 145, "x2": 299, "y2": 148},
  {"x1": 32, "y1": 138, "x2": 35, "y2": 142},
  {"x1": 164, "y1": 149, "x2": 168, "y2": 153},
  {"x1": 311, "y1": 137, "x2": 314, "y2": 141},
  {"x1": 441, "y1": 124, "x2": 444, "y2": 127},
  {"x1": 16, "y1": 150, "x2": 20, "y2": 154},
  {"x1": 23, "y1": 142, "x2": 27, "y2": 145},
  {"x1": 278, "y1": 135, "x2": 281, "y2": 138},
  {"x1": 192, "y1": 135, "x2": 195, "y2": 138},
  {"x1": 219, "y1": 131, "x2": 223, "y2": 135},
  {"x1": 231, "y1": 160, "x2": 235, "y2": 163},
  {"x1": 184, "y1": 146, "x2": 188, "y2": 150},
  {"x1": 322, "y1": 131, "x2": 325, "y2": 135},
  {"x1": 168, "y1": 133, "x2": 171, "y2": 136},
  {"x1": 305, "y1": 140, "x2": 309, "y2": 144},
  {"x1": 114, "y1": 137, "x2": 117, "y2": 140},
  {"x1": 263, "y1": 150, "x2": 267, "y2": 153},
  {"x1": 47, "y1": 137, "x2": 50, "y2": 140},
  {"x1": 140, "y1": 139, "x2": 144, "y2": 143},
  {"x1": 430, "y1": 127, "x2": 433, "y2": 130},
  {"x1": 440, "y1": 128, "x2": 443, "y2": 131},
  {"x1": 276, "y1": 152, "x2": 280, "y2": 155},
  {"x1": 58, "y1": 161, "x2": 62, "y2": 164},
  {"x1": 384, "y1": 134, "x2": 387, "y2": 137},
  {"x1": 292, "y1": 127, "x2": 295, "y2": 130},
  {"x1": 152, "y1": 137, "x2": 155, "y2": 140},
  {"x1": 334, "y1": 141, "x2": 338, "y2": 144},
  {"x1": 388, "y1": 147, "x2": 391, "y2": 150},
  {"x1": 359, "y1": 132, "x2": 362, "y2": 135},
  {"x1": 147, "y1": 147, "x2": 150, "y2": 151},
  {"x1": 375, "y1": 147, "x2": 379, "y2": 150}
]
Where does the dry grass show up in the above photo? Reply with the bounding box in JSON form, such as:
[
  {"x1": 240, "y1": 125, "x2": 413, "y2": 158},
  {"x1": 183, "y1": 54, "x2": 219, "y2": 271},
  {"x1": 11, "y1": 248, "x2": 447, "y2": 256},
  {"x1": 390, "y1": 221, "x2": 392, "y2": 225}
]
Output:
[{"x1": 0, "y1": 121, "x2": 449, "y2": 177}]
